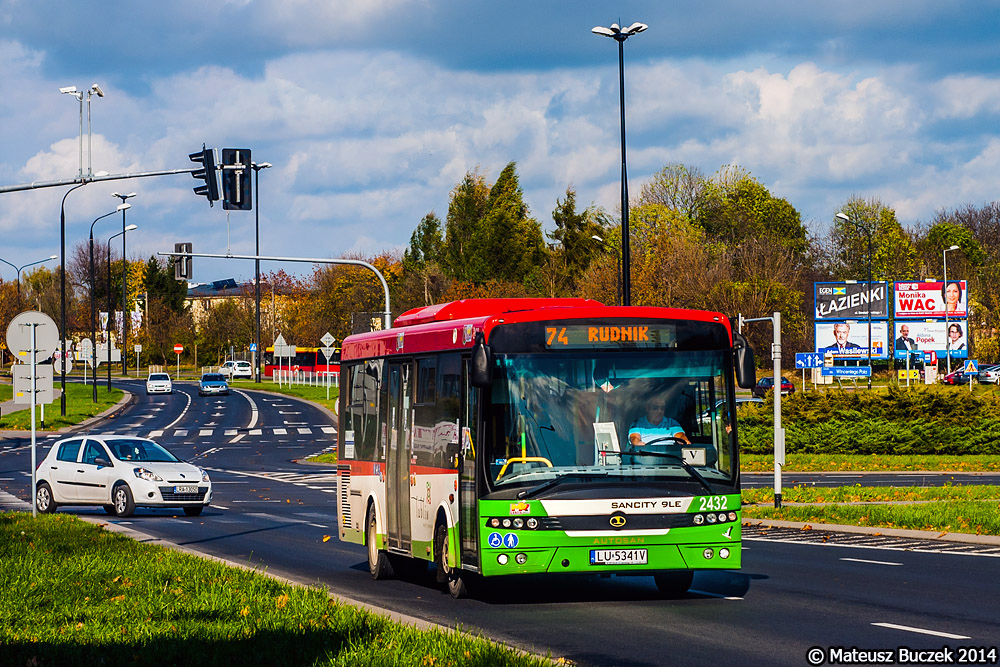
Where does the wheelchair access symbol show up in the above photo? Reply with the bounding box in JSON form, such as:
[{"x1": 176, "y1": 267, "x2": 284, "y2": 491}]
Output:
[{"x1": 488, "y1": 532, "x2": 503, "y2": 548}]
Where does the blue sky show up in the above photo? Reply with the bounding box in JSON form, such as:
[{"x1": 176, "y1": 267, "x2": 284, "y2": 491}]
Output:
[{"x1": 2, "y1": 0, "x2": 1000, "y2": 284}]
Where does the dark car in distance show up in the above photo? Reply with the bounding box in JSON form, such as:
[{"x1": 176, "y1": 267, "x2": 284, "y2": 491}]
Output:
[{"x1": 752, "y1": 376, "x2": 795, "y2": 398}]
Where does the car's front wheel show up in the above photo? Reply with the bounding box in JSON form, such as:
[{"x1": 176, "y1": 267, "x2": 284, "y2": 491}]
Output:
[
  {"x1": 112, "y1": 484, "x2": 135, "y2": 517},
  {"x1": 36, "y1": 482, "x2": 57, "y2": 513}
]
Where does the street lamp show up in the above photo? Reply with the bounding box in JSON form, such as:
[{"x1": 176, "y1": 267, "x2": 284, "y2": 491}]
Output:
[
  {"x1": 59, "y1": 83, "x2": 104, "y2": 179},
  {"x1": 592, "y1": 21, "x2": 646, "y2": 307},
  {"x1": 251, "y1": 161, "x2": 272, "y2": 383},
  {"x1": 837, "y1": 212, "x2": 874, "y2": 389},
  {"x1": 591, "y1": 234, "x2": 620, "y2": 306},
  {"x1": 90, "y1": 204, "x2": 130, "y2": 401},
  {"x1": 112, "y1": 192, "x2": 137, "y2": 376},
  {"x1": 944, "y1": 244, "x2": 961, "y2": 375},
  {"x1": 0, "y1": 254, "x2": 58, "y2": 308},
  {"x1": 107, "y1": 224, "x2": 137, "y2": 391}
]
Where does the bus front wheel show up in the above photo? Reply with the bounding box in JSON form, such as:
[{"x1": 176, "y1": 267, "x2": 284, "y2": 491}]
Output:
[
  {"x1": 367, "y1": 506, "x2": 394, "y2": 580},
  {"x1": 654, "y1": 571, "x2": 693, "y2": 597},
  {"x1": 435, "y1": 522, "x2": 469, "y2": 599}
]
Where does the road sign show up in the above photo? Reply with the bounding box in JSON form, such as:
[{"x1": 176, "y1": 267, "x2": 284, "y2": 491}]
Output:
[
  {"x1": 821, "y1": 366, "x2": 872, "y2": 378},
  {"x1": 923, "y1": 351, "x2": 937, "y2": 364},
  {"x1": 795, "y1": 352, "x2": 823, "y2": 369},
  {"x1": 320, "y1": 332, "x2": 336, "y2": 347},
  {"x1": 53, "y1": 355, "x2": 73, "y2": 374},
  {"x1": 965, "y1": 359, "x2": 979, "y2": 374},
  {"x1": 5, "y1": 311, "x2": 59, "y2": 359},
  {"x1": 274, "y1": 334, "x2": 287, "y2": 347},
  {"x1": 898, "y1": 369, "x2": 920, "y2": 380},
  {"x1": 823, "y1": 352, "x2": 834, "y2": 367},
  {"x1": 173, "y1": 344, "x2": 184, "y2": 354},
  {"x1": 13, "y1": 364, "x2": 54, "y2": 404},
  {"x1": 321, "y1": 346, "x2": 335, "y2": 361},
  {"x1": 134, "y1": 344, "x2": 142, "y2": 353},
  {"x1": 250, "y1": 343, "x2": 257, "y2": 352}
]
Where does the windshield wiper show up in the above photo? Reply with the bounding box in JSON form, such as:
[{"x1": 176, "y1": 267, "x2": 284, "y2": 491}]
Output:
[
  {"x1": 516, "y1": 472, "x2": 611, "y2": 499},
  {"x1": 619, "y1": 450, "x2": 715, "y2": 494}
]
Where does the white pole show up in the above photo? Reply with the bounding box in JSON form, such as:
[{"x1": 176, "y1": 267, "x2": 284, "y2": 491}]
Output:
[
  {"x1": 773, "y1": 311, "x2": 784, "y2": 509},
  {"x1": 30, "y1": 324, "x2": 37, "y2": 518}
]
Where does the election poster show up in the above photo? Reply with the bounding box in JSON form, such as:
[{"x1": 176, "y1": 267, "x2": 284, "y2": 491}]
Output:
[
  {"x1": 894, "y1": 281, "x2": 968, "y2": 318},
  {"x1": 814, "y1": 282, "x2": 890, "y2": 320},
  {"x1": 892, "y1": 321, "x2": 968, "y2": 359},
  {"x1": 814, "y1": 321, "x2": 890, "y2": 359}
]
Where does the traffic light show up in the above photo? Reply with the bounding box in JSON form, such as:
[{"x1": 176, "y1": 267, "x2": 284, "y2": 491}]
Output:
[
  {"x1": 189, "y1": 146, "x2": 220, "y2": 205},
  {"x1": 174, "y1": 242, "x2": 193, "y2": 281},
  {"x1": 221, "y1": 148, "x2": 252, "y2": 210}
]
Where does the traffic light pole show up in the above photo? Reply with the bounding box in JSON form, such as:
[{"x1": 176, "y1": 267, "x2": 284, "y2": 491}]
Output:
[
  {"x1": 157, "y1": 251, "x2": 393, "y2": 331},
  {"x1": 741, "y1": 312, "x2": 784, "y2": 508}
]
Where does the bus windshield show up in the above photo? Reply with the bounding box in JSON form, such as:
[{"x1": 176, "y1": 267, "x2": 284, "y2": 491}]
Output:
[{"x1": 482, "y1": 350, "x2": 736, "y2": 495}]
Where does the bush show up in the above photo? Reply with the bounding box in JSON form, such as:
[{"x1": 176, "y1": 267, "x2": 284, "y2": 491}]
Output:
[{"x1": 737, "y1": 386, "x2": 1000, "y2": 455}]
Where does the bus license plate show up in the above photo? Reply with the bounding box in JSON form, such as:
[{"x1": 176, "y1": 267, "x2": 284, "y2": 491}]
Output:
[
  {"x1": 174, "y1": 486, "x2": 198, "y2": 494},
  {"x1": 590, "y1": 549, "x2": 648, "y2": 565}
]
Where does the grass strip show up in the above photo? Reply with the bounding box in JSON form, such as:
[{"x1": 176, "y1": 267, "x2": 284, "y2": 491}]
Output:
[
  {"x1": 0, "y1": 512, "x2": 551, "y2": 667},
  {"x1": 0, "y1": 382, "x2": 123, "y2": 431},
  {"x1": 740, "y1": 453, "x2": 1000, "y2": 472},
  {"x1": 742, "y1": 484, "x2": 1000, "y2": 505},
  {"x1": 229, "y1": 379, "x2": 339, "y2": 415},
  {"x1": 742, "y1": 500, "x2": 1000, "y2": 536}
]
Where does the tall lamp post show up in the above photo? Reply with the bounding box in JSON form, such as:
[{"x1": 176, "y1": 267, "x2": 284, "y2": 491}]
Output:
[
  {"x1": 112, "y1": 192, "x2": 137, "y2": 376},
  {"x1": 592, "y1": 21, "x2": 646, "y2": 307},
  {"x1": 90, "y1": 204, "x2": 130, "y2": 401},
  {"x1": 591, "y1": 234, "x2": 621, "y2": 306},
  {"x1": 107, "y1": 225, "x2": 137, "y2": 391},
  {"x1": 837, "y1": 212, "x2": 874, "y2": 389},
  {"x1": 0, "y1": 254, "x2": 58, "y2": 308},
  {"x1": 944, "y1": 244, "x2": 960, "y2": 375},
  {"x1": 251, "y1": 161, "x2": 271, "y2": 383}
]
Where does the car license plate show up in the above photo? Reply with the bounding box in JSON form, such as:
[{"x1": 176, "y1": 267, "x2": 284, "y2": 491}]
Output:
[
  {"x1": 174, "y1": 486, "x2": 198, "y2": 494},
  {"x1": 590, "y1": 549, "x2": 648, "y2": 565}
]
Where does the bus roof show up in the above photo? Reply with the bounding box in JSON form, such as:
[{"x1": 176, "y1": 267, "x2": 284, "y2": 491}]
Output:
[{"x1": 341, "y1": 298, "x2": 733, "y2": 361}]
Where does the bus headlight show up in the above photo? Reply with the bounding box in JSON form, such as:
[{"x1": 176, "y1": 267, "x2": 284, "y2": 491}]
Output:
[
  {"x1": 497, "y1": 554, "x2": 509, "y2": 565},
  {"x1": 703, "y1": 548, "x2": 714, "y2": 559},
  {"x1": 490, "y1": 518, "x2": 500, "y2": 528},
  {"x1": 693, "y1": 514, "x2": 704, "y2": 525},
  {"x1": 513, "y1": 518, "x2": 523, "y2": 528},
  {"x1": 515, "y1": 553, "x2": 528, "y2": 565},
  {"x1": 728, "y1": 512, "x2": 737, "y2": 522},
  {"x1": 526, "y1": 518, "x2": 538, "y2": 529},
  {"x1": 719, "y1": 548, "x2": 731, "y2": 559},
  {"x1": 706, "y1": 513, "x2": 717, "y2": 524}
]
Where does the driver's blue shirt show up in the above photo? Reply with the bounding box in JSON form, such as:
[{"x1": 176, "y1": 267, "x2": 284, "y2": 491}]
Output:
[{"x1": 628, "y1": 415, "x2": 685, "y2": 444}]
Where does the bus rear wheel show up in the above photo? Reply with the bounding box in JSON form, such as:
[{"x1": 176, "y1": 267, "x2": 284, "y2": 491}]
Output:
[
  {"x1": 367, "y1": 506, "x2": 394, "y2": 580},
  {"x1": 435, "y1": 522, "x2": 469, "y2": 598},
  {"x1": 654, "y1": 571, "x2": 693, "y2": 597}
]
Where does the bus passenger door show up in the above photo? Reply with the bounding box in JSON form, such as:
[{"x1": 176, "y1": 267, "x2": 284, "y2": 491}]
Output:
[
  {"x1": 385, "y1": 362, "x2": 412, "y2": 552},
  {"x1": 459, "y1": 359, "x2": 479, "y2": 567}
]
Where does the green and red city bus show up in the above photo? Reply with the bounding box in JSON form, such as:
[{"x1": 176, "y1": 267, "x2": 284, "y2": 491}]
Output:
[{"x1": 337, "y1": 298, "x2": 755, "y2": 597}]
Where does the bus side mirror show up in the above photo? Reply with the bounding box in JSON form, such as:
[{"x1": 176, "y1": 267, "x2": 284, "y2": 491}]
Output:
[
  {"x1": 471, "y1": 333, "x2": 492, "y2": 389},
  {"x1": 733, "y1": 332, "x2": 756, "y2": 389}
]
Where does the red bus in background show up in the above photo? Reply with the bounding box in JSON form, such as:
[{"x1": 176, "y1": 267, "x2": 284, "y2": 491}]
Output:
[{"x1": 263, "y1": 346, "x2": 340, "y2": 378}]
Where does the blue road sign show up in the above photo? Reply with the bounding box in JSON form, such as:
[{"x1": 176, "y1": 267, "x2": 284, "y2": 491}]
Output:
[
  {"x1": 503, "y1": 533, "x2": 519, "y2": 548},
  {"x1": 964, "y1": 359, "x2": 979, "y2": 374},
  {"x1": 795, "y1": 352, "x2": 824, "y2": 369},
  {"x1": 250, "y1": 343, "x2": 257, "y2": 352},
  {"x1": 821, "y1": 366, "x2": 872, "y2": 378}
]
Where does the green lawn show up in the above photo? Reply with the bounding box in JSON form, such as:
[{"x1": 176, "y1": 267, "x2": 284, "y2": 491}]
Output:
[
  {"x1": 0, "y1": 381, "x2": 123, "y2": 431},
  {"x1": 0, "y1": 512, "x2": 552, "y2": 667},
  {"x1": 228, "y1": 378, "x2": 338, "y2": 415},
  {"x1": 741, "y1": 453, "x2": 1000, "y2": 472}
]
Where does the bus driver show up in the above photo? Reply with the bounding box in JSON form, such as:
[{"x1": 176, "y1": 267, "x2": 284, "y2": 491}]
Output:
[{"x1": 629, "y1": 395, "x2": 690, "y2": 447}]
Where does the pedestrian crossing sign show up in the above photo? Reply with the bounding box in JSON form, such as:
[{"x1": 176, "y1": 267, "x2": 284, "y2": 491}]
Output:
[{"x1": 965, "y1": 360, "x2": 978, "y2": 374}]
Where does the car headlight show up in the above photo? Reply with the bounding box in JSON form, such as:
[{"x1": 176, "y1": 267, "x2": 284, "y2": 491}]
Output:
[
  {"x1": 133, "y1": 467, "x2": 163, "y2": 482},
  {"x1": 199, "y1": 468, "x2": 210, "y2": 483}
]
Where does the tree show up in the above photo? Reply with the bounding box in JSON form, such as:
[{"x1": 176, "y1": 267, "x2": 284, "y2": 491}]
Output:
[
  {"x1": 697, "y1": 166, "x2": 808, "y2": 258},
  {"x1": 443, "y1": 171, "x2": 490, "y2": 281},
  {"x1": 546, "y1": 187, "x2": 610, "y2": 295},
  {"x1": 829, "y1": 196, "x2": 918, "y2": 281},
  {"x1": 400, "y1": 213, "x2": 449, "y2": 308},
  {"x1": 635, "y1": 163, "x2": 707, "y2": 221},
  {"x1": 144, "y1": 256, "x2": 188, "y2": 313}
]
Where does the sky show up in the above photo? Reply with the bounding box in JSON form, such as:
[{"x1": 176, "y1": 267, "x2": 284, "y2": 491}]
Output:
[{"x1": 2, "y1": 0, "x2": 1000, "y2": 285}]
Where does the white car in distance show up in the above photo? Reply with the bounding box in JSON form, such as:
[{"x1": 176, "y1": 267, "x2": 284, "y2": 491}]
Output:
[
  {"x1": 35, "y1": 435, "x2": 212, "y2": 517},
  {"x1": 145, "y1": 372, "x2": 172, "y2": 395},
  {"x1": 220, "y1": 360, "x2": 253, "y2": 379}
]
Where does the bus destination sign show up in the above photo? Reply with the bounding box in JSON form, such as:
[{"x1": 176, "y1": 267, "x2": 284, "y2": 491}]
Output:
[{"x1": 544, "y1": 324, "x2": 676, "y2": 349}]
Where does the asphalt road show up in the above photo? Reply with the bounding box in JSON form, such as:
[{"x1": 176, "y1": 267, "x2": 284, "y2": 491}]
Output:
[{"x1": 2, "y1": 383, "x2": 998, "y2": 666}]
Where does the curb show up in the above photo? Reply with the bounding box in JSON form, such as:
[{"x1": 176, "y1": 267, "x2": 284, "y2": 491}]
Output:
[{"x1": 742, "y1": 517, "x2": 1000, "y2": 545}]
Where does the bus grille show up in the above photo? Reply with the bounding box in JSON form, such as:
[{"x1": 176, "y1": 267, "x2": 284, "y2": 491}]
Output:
[{"x1": 338, "y1": 465, "x2": 351, "y2": 528}]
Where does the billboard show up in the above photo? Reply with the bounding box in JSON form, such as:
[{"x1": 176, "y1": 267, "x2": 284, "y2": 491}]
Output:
[
  {"x1": 892, "y1": 321, "x2": 968, "y2": 359},
  {"x1": 814, "y1": 282, "x2": 890, "y2": 320},
  {"x1": 894, "y1": 281, "x2": 968, "y2": 319},
  {"x1": 814, "y1": 321, "x2": 890, "y2": 359}
]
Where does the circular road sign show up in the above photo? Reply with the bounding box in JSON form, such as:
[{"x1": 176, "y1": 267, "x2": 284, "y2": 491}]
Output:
[
  {"x1": 174, "y1": 344, "x2": 184, "y2": 354},
  {"x1": 5, "y1": 311, "x2": 60, "y2": 360}
]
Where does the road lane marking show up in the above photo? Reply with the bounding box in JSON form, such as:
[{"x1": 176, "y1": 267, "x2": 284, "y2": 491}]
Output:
[
  {"x1": 297, "y1": 427, "x2": 312, "y2": 434},
  {"x1": 321, "y1": 426, "x2": 336, "y2": 434},
  {"x1": 149, "y1": 430, "x2": 164, "y2": 437},
  {"x1": 229, "y1": 433, "x2": 246, "y2": 444},
  {"x1": 840, "y1": 557, "x2": 902, "y2": 566},
  {"x1": 174, "y1": 429, "x2": 188, "y2": 436},
  {"x1": 871, "y1": 622, "x2": 970, "y2": 639},
  {"x1": 163, "y1": 389, "x2": 193, "y2": 430},
  {"x1": 274, "y1": 428, "x2": 287, "y2": 435},
  {"x1": 233, "y1": 389, "x2": 259, "y2": 429},
  {"x1": 198, "y1": 429, "x2": 213, "y2": 436}
]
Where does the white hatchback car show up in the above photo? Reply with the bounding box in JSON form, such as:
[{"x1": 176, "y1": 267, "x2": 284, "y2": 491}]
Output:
[
  {"x1": 35, "y1": 435, "x2": 212, "y2": 517},
  {"x1": 220, "y1": 360, "x2": 253, "y2": 379},
  {"x1": 145, "y1": 372, "x2": 173, "y2": 395}
]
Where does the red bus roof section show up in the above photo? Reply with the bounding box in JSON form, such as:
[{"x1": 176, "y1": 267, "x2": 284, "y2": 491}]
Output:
[{"x1": 341, "y1": 298, "x2": 734, "y2": 361}]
